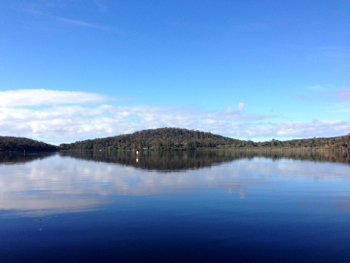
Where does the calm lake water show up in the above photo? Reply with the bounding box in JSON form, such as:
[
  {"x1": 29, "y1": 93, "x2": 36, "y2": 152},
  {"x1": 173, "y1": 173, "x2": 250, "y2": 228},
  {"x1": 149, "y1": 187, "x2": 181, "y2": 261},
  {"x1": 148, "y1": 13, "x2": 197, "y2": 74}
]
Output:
[{"x1": 0, "y1": 150, "x2": 349, "y2": 262}]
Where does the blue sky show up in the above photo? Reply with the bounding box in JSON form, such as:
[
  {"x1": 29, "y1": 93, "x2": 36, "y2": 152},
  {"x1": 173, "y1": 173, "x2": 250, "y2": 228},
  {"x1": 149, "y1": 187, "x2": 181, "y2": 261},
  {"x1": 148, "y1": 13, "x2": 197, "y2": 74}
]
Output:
[{"x1": 0, "y1": 0, "x2": 349, "y2": 144}]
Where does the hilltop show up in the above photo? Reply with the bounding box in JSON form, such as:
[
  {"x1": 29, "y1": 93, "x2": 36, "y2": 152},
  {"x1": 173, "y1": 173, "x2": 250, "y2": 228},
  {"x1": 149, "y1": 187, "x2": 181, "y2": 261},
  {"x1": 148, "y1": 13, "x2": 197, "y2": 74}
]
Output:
[{"x1": 0, "y1": 136, "x2": 58, "y2": 152}]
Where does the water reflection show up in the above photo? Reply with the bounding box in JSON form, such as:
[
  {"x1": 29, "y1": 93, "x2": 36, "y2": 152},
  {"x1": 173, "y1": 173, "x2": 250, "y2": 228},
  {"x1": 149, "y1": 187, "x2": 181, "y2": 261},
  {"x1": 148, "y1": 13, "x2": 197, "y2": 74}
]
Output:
[
  {"x1": 0, "y1": 151, "x2": 349, "y2": 216},
  {"x1": 60, "y1": 150, "x2": 240, "y2": 171},
  {"x1": 0, "y1": 152, "x2": 55, "y2": 165},
  {"x1": 61, "y1": 150, "x2": 350, "y2": 170}
]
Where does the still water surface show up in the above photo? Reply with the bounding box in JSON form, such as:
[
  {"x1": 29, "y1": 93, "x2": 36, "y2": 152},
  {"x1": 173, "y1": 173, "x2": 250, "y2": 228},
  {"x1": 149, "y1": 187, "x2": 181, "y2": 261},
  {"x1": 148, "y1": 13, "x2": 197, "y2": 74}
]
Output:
[{"x1": 0, "y1": 151, "x2": 349, "y2": 262}]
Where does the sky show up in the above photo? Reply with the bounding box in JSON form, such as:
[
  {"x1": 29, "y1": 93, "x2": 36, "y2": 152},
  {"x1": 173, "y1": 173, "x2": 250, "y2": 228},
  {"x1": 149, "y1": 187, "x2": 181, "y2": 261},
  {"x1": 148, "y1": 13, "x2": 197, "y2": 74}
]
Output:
[{"x1": 0, "y1": 0, "x2": 349, "y2": 144}]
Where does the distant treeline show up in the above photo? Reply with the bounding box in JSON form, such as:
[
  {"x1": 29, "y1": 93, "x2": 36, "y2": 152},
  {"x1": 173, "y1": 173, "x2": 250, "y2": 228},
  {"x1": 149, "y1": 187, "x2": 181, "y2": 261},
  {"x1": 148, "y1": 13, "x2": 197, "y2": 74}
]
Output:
[
  {"x1": 59, "y1": 127, "x2": 350, "y2": 151},
  {"x1": 0, "y1": 136, "x2": 58, "y2": 152},
  {"x1": 1, "y1": 128, "x2": 349, "y2": 152},
  {"x1": 240, "y1": 135, "x2": 350, "y2": 149}
]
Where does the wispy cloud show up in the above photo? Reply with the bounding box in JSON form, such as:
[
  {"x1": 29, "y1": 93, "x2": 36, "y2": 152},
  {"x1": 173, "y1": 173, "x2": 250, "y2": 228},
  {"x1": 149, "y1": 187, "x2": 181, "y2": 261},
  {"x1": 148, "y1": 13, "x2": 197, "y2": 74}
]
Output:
[
  {"x1": 336, "y1": 88, "x2": 350, "y2": 101},
  {"x1": 308, "y1": 85, "x2": 324, "y2": 91},
  {"x1": 295, "y1": 85, "x2": 331, "y2": 101},
  {"x1": 232, "y1": 23, "x2": 269, "y2": 32},
  {"x1": 52, "y1": 16, "x2": 111, "y2": 30},
  {"x1": 93, "y1": 0, "x2": 106, "y2": 12},
  {"x1": 0, "y1": 89, "x2": 127, "y2": 107},
  {"x1": 17, "y1": 1, "x2": 113, "y2": 31}
]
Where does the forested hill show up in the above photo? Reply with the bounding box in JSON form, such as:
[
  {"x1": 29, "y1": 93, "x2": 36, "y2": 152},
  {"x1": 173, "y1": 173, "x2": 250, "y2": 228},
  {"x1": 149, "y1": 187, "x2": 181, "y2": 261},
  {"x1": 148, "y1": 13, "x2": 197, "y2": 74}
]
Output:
[
  {"x1": 59, "y1": 127, "x2": 350, "y2": 151},
  {"x1": 59, "y1": 128, "x2": 242, "y2": 151},
  {"x1": 2, "y1": 129, "x2": 349, "y2": 152},
  {"x1": 0, "y1": 136, "x2": 58, "y2": 152}
]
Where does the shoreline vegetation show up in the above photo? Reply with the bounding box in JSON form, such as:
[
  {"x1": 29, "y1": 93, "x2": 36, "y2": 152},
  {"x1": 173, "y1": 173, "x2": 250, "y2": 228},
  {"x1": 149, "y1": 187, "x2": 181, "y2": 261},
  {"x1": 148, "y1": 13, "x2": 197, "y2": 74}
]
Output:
[
  {"x1": 0, "y1": 136, "x2": 58, "y2": 152},
  {"x1": 1, "y1": 128, "x2": 349, "y2": 152}
]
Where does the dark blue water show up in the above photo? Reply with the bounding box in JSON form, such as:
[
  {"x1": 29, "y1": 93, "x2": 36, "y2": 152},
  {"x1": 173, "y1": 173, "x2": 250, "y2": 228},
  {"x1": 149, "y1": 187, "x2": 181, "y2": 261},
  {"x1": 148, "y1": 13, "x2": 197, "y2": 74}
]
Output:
[{"x1": 0, "y1": 151, "x2": 349, "y2": 262}]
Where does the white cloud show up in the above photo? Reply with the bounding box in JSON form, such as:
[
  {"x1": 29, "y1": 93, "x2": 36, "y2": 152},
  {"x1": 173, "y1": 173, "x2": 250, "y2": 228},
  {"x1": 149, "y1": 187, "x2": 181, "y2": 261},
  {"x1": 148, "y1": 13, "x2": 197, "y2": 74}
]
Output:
[
  {"x1": 0, "y1": 89, "x2": 117, "y2": 106},
  {"x1": 1, "y1": 101, "x2": 349, "y2": 144},
  {"x1": 229, "y1": 120, "x2": 350, "y2": 139},
  {"x1": 0, "y1": 100, "x2": 272, "y2": 143},
  {"x1": 1, "y1": 155, "x2": 348, "y2": 214},
  {"x1": 237, "y1": 102, "x2": 245, "y2": 111},
  {"x1": 0, "y1": 89, "x2": 349, "y2": 143}
]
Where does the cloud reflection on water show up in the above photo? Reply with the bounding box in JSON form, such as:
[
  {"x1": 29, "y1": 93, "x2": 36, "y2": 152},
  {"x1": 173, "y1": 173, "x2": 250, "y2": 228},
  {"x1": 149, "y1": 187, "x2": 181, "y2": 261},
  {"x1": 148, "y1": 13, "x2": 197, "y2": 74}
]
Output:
[{"x1": 0, "y1": 151, "x2": 349, "y2": 215}]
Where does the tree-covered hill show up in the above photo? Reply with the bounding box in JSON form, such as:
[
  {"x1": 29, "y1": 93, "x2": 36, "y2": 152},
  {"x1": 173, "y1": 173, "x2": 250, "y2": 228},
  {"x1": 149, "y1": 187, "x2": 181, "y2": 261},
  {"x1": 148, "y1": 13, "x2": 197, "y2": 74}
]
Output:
[
  {"x1": 2, "y1": 128, "x2": 348, "y2": 152},
  {"x1": 59, "y1": 127, "x2": 350, "y2": 151},
  {"x1": 0, "y1": 136, "x2": 58, "y2": 152},
  {"x1": 59, "y1": 128, "x2": 242, "y2": 151}
]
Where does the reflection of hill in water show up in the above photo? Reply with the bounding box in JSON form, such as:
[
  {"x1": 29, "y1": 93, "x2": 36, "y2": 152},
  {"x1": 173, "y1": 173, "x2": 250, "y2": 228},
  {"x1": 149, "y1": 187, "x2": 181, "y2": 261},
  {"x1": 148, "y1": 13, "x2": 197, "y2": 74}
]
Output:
[
  {"x1": 61, "y1": 150, "x2": 350, "y2": 171},
  {"x1": 61, "y1": 151, "x2": 238, "y2": 171},
  {"x1": 0, "y1": 152, "x2": 56, "y2": 165},
  {"x1": 242, "y1": 150, "x2": 350, "y2": 164},
  {"x1": 1, "y1": 150, "x2": 349, "y2": 216}
]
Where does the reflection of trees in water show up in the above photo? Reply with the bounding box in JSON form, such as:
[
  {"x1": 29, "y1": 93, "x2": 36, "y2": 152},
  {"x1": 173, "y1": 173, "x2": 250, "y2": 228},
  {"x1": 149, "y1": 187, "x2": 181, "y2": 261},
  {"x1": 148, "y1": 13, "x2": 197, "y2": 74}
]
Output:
[
  {"x1": 0, "y1": 152, "x2": 56, "y2": 165},
  {"x1": 1, "y1": 150, "x2": 348, "y2": 169},
  {"x1": 248, "y1": 150, "x2": 350, "y2": 165},
  {"x1": 60, "y1": 150, "x2": 350, "y2": 171},
  {"x1": 61, "y1": 151, "x2": 239, "y2": 171}
]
